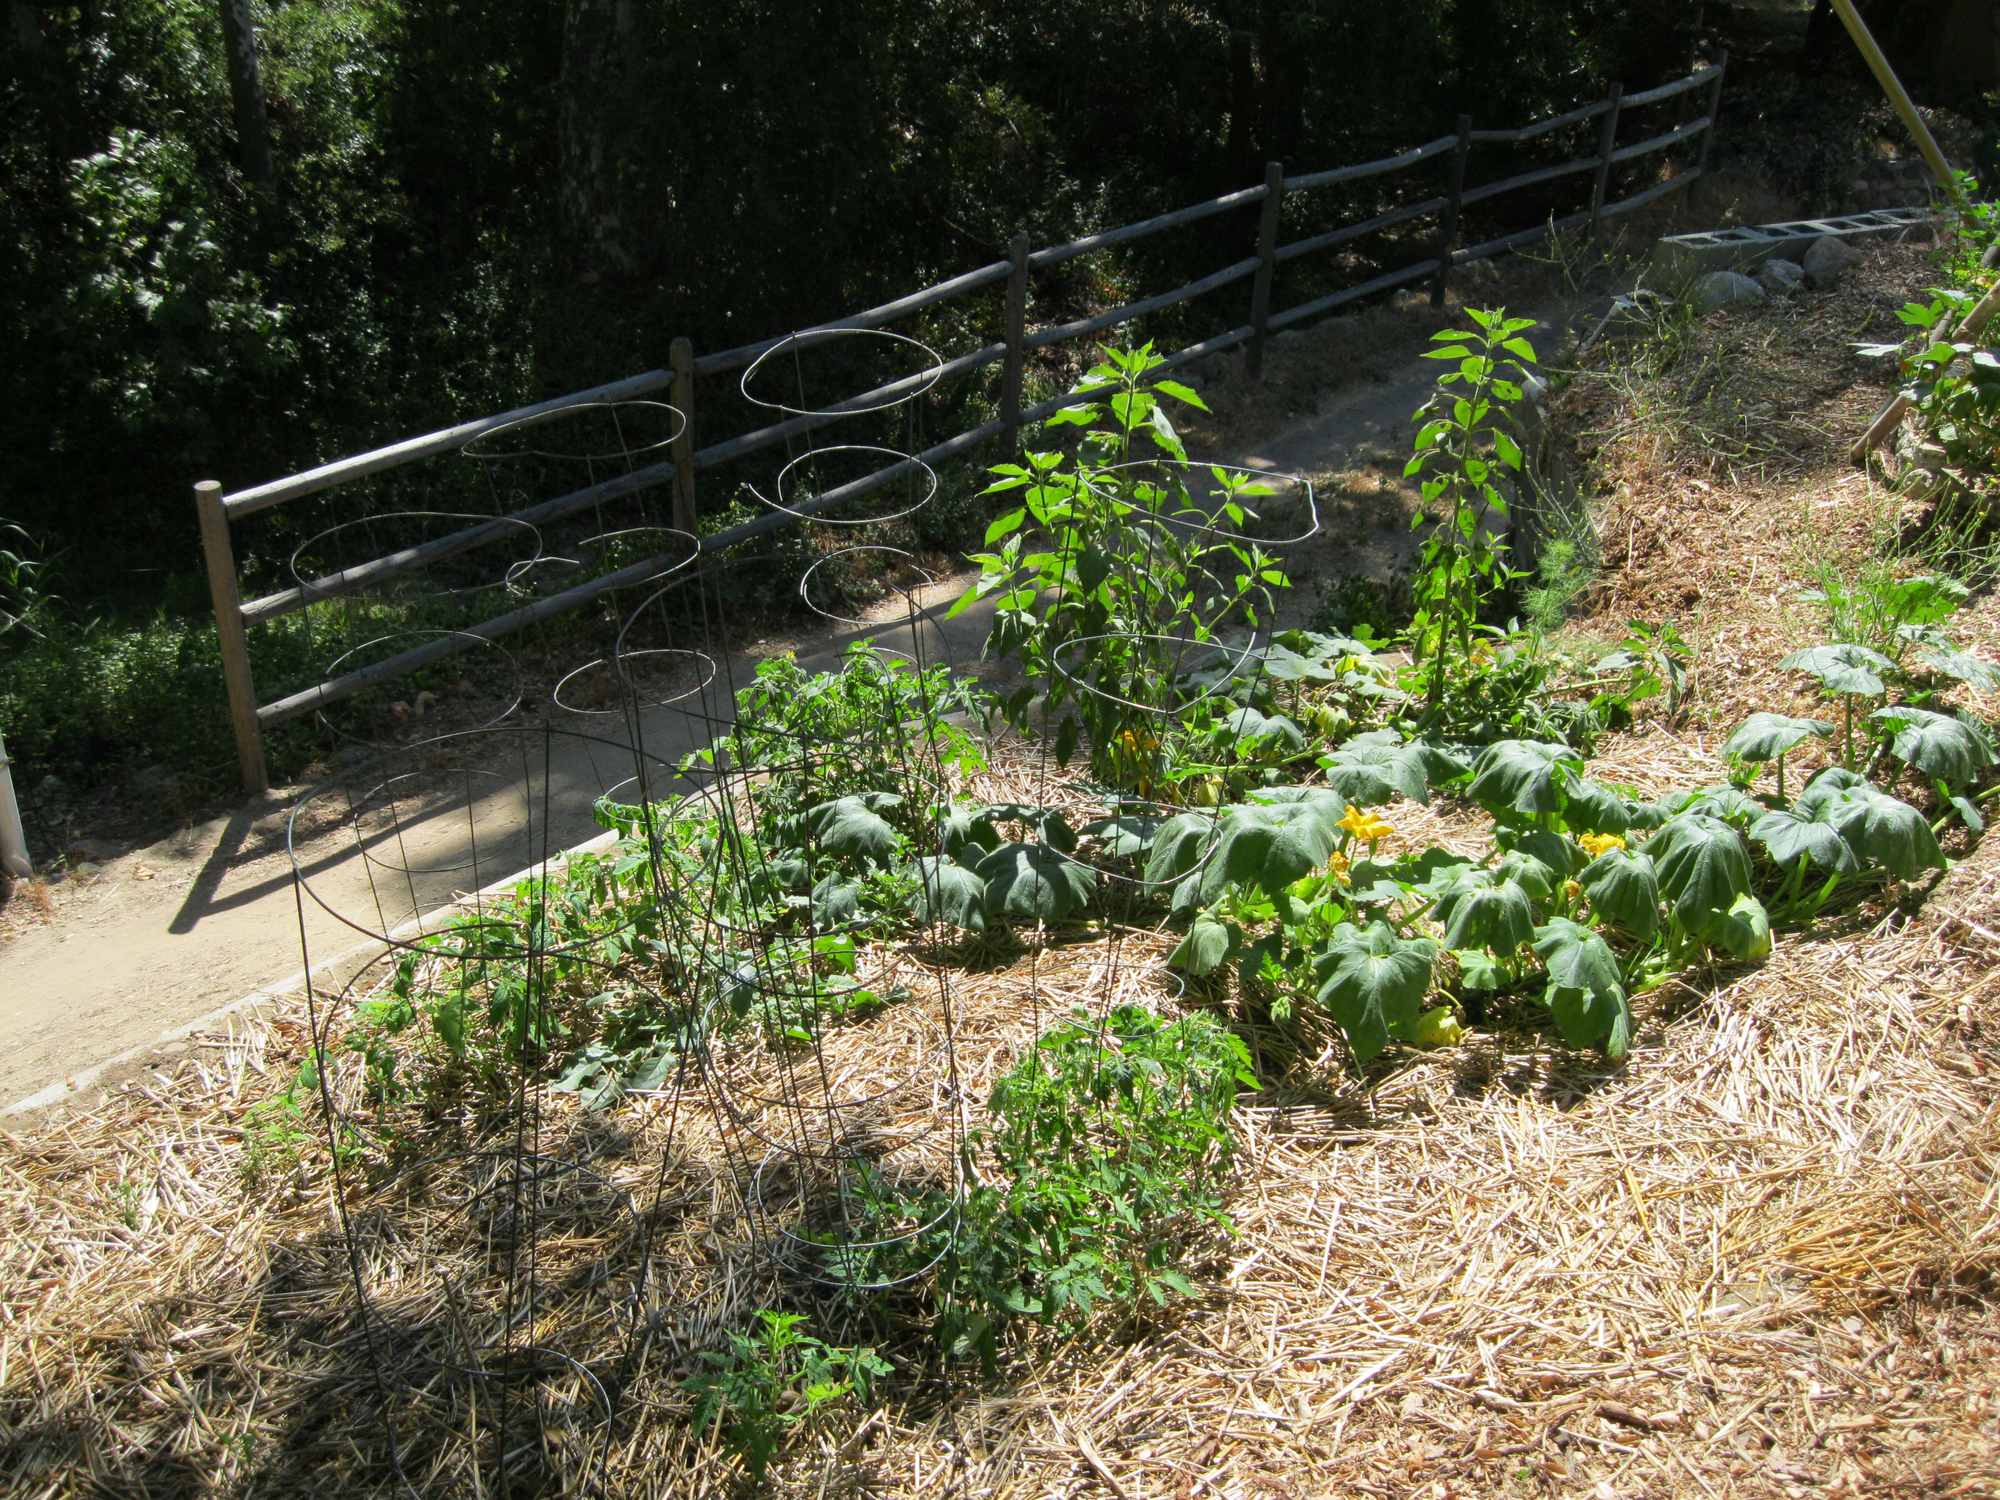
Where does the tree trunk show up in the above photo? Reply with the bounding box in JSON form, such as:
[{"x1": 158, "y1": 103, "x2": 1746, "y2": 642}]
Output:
[
  {"x1": 217, "y1": 0, "x2": 274, "y2": 191},
  {"x1": 559, "y1": 0, "x2": 644, "y2": 284}
]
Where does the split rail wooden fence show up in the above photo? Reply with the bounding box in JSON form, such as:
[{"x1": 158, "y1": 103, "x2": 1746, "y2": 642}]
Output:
[{"x1": 199, "y1": 58, "x2": 1726, "y2": 793}]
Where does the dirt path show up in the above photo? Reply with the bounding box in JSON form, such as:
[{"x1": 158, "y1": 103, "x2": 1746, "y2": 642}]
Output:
[{"x1": 0, "y1": 290, "x2": 1586, "y2": 1115}]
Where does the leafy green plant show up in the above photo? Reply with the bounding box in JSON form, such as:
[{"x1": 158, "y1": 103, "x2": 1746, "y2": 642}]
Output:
[
  {"x1": 1402, "y1": 309, "x2": 1540, "y2": 720},
  {"x1": 686, "y1": 1311, "x2": 891, "y2": 1480},
  {"x1": 939, "y1": 1005, "x2": 1252, "y2": 1357},
  {"x1": 951, "y1": 345, "x2": 1290, "y2": 783}
]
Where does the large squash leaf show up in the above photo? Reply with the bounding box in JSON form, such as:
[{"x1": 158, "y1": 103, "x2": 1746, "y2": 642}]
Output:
[
  {"x1": 1645, "y1": 813, "x2": 1753, "y2": 929},
  {"x1": 1696, "y1": 891, "x2": 1772, "y2": 962},
  {"x1": 1748, "y1": 802, "x2": 1859, "y2": 874},
  {"x1": 1869, "y1": 705, "x2": 1997, "y2": 786},
  {"x1": 1467, "y1": 739, "x2": 1581, "y2": 819},
  {"x1": 1562, "y1": 775, "x2": 1636, "y2": 835},
  {"x1": 1081, "y1": 813, "x2": 1167, "y2": 860},
  {"x1": 1217, "y1": 705, "x2": 1306, "y2": 755},
  {"x1": 804, "y1": 793, "x2": 904, "y2": 863},
  {"x1": 1434, "y1": 867, "x2": 1536, "y2": 953},
  {"x1": 1648, "y1": 784, "x2": 1763, "y2": 829},
  {"x1": 1312, "y1": 921, "x2": 1438, "y2": 1065},
  {"x1": 1779, "y1": 643, "x2": 1892, "y2": 698},
  {"x1": 909, "y1": 856, "x2": 987, "y2": 932},
  {"x1": 1914, "y1": 644, "x2": 2000, "y2": 692},
  {"x1": 1578, "y1": 846, "x2": 1660, "y2": 939},
  {"x1": 974, "y1": 843, "x2": 1097, "y2": 922},
  {"x1": 1794, "y1": 768, "x2": 1944, "y2": 880},
  {"x1": 1317, "y1": 729, "x2": 1459, "y2": 806},
  {"x1": 1199, "y1": 800, "x2": 1341, "y2": 903},
  {"x1": 1531, "y1": 916, "x2": 1631, "y2": 1060},
  {"x1": 1145, "y1": 811, "x2": 1220, "y2": 885},
  {"x1": 1722, "y1": 712, "x2": 1835, "y2": 766},
  {"x1": 940, "y1": 803, "x2": 1001, "y2": 861},
  {"x1": 981, "y1": 802, "x2": 1079, "y2": 854},
  {"x1": 811, "y1": 874, "x2": 861, "y2": 929},
  {"x1": 1168, "y1": 913, "x2": 1234, "y2": 977}
]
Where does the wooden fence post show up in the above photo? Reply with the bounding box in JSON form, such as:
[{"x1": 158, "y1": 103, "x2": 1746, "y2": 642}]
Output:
[
  {"x1": 1589, "y1": 83, "x2": 1625, "y2": 241},
  {"x1": 1695, "y1": 49, "x2": 1729, "y2": 183},
  {"x1": 1001, "y1": 231, "x2": 1030, "y2": 451},
  {"x1": 1432, "y1": 116, "x2": 1472, "y2": 309},
  {"x1": 194, "y1": 479, "x2": 269, "y2": 795},
  {"x1": 1246, "y1": 160, "x2": 1285, "y2": 381},
  {"x1": 669, "y1": 337, "x2": 696, "y2": 534}
]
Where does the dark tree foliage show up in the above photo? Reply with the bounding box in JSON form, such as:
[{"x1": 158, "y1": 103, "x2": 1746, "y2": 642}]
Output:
[{"x1": 2, "y1": 0, "x2": 1710, "y2": 596}]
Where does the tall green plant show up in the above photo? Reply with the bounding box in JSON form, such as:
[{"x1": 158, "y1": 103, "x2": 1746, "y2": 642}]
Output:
[
  {"x1": 952, "y1": 345, "x2": 1289, "y2": 782},
  {"x1": 1402, "y1": 309, "x2": 1540, "y2": 718}
]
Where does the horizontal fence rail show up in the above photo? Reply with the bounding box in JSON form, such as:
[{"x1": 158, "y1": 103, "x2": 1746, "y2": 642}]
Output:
[{"x1": 197, "y1": 56, "x2": 1728, "y2": 793}]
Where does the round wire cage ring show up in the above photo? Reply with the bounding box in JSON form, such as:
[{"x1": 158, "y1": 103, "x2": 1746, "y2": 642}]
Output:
[
  {"x1": 749, "y1": 1146, "x2": 961, "y2": 1291},
  {"x1": 1047, "y1": 630, "x2": 1265, "y2": 721},
  {"x1": 748, "y1": 443, "x2": 939, "y2": 528},
  {"x1": 290, "y1": 511, "x2": 544, "y2": 609},
  {"x1": 307, "y1": 628, "x2": 527, "y2": 753},
  {"x1": 459, "y1": 398, "x2": 687, "y2": 465},
  {"x1": 738, "y1": 327, "x2": 944, "y2": 418},
  {"x1": 1083, "y1": 459, "x2": 1323, "y2": 549}
]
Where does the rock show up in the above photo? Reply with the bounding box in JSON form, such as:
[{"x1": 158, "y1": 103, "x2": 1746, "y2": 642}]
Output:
[
  {"x1": 1980, "y1": 237, "x2": 2000, "y2": 270},
  {"x1": 1691, "y1": 271, "x2": 1766, "y2": 312},
  {"x1": 1803, "y1": 234, "x2": 1862, "y2": 287},
  {"x1": 65, "y1": 838, "x2": 117, "y2": 864},
  {"x1": 1894, "y1": 422, "x2": 1950, "y2": 505},
  {"x1": 1758, "y1": 257, "x2": 1806, "y2": 295},
  {"x1": 70, "y1": 861, "x2": 102, "y2": 880}
]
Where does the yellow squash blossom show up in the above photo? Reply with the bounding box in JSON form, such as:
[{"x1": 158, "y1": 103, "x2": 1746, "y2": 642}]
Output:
[
  {"x1": 1337, "y1": 803, "x2": 1394, "y2": 844},
  {"x1": 1326, "y1": 849, "x2": 1351, "y2": 881},
  {"x1": 1578, "y1": 832, "x2": 1626, "y2": 859}
]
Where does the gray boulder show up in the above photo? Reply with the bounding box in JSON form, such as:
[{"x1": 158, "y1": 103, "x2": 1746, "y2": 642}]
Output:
[
  {"x1": 1758, "y1": 257, "x2": 1807, "y2": 295},
  {"x1": 1803, "y1": 234, "x2": 1862, "y2": 287},
  {"x1": 1692, "y1": 271, "x2": 1766, "y2": 312}
]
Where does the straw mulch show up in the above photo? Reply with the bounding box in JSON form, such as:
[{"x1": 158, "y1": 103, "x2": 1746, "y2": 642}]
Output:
[{"x1": 2, "y1": 806, "x2": 1995, "y2": 1497}]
